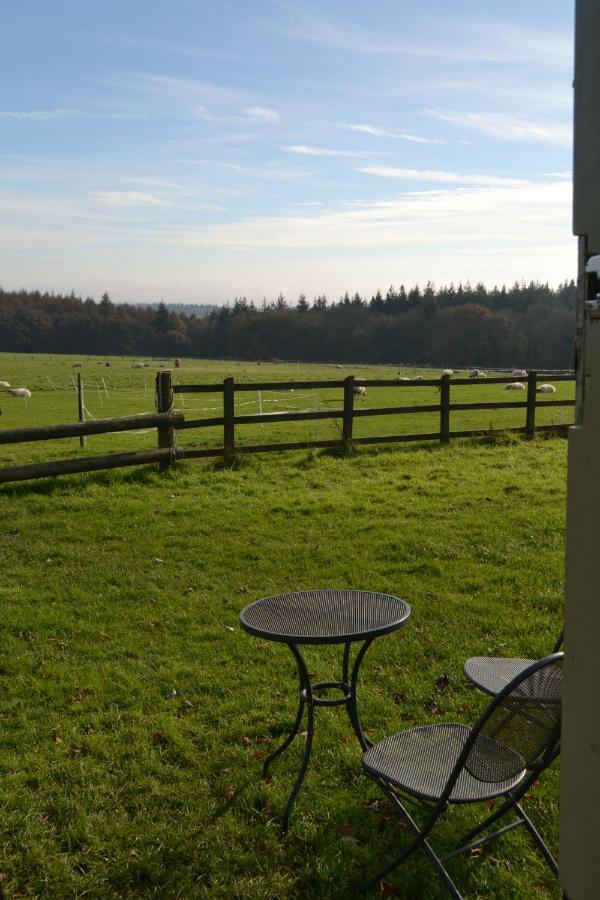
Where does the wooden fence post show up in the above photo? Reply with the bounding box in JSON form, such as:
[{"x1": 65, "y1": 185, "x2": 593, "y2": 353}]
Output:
[
  {"x1": 77, "y1": 373, "x2": 85, "y2": 448},
  {"x1": 526, "y1": 370, "x2": 537, "y2": 437},
  {"x1": 223, "y1": 377, "x2": 235, "y2": 461},
  {"x1": 342, "y1": 376, "x2": 355, "y2": 449},
  {"x1": 440, "y1": 374, "x2": 450, "y2": 443},
  {"x1": 156, "y1": 369, "x2": 174, "y2": 470}
]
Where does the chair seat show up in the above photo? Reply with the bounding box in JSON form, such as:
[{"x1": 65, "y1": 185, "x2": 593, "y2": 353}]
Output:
[
  {"x1": 464, "y1": 657, "x2": 534, "y2": 695},
  {"x1": 362, "y1": 723, "x2": 526, "y2": 804}
]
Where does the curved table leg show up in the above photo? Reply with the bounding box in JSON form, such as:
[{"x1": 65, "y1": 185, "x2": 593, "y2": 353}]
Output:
[
  {"x1": 345, "y1": 638, "x2": 374, "y2": 750},
  {"x1": 280, "y1": 643, "x2": 313, "y2": 831},
  {"x1": 262, "y1": 668, "x2": 305, "y2": 779}
]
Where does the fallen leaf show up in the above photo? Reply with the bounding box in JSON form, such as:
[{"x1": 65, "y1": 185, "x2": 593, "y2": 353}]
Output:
[
  {"x1": 224, "y1": 688, "x2": 233, "y2": 699},
  {"x1": 52, "y1": 735, "x2": 63, "y2": 745},
  {"x1": 242, "y1": 735, "x2": 252, "y2": 746},
  {"x1": 223, "y1": 787, "x2": 235, "y2": 801},
  {"x1": 154, "y1": 558, "x2": 163, "y2": 563},
  {"x1": 253, "y1": 750, "x2": 267, "y2": 760},
  {"x1": 256, "y1": 641, "x2": 270, "y2": 650},
  {"x1": 392, "y1": 692, "x2": 406, "y2": 705},
  {"x1": 257, "y1": 735, "x2": 272, "y2": 745},
  {"x1": 225, "y1": 626, "x2": 235, "y2": 633},
  {"x1": 69, "y1": 746, "x2": 82, "y2": 756},
  {"x1": 377, "y1": 880, "x2": 396, "y2": 896},
  {"x1": 165, "y1": 688, "x2": 177, "y2": 698},
  {"x1": 152, "y1": 732, "x2": 167, "y2": 746},
  {"x1": 236, "y1": 585, "x2": 248, "y2": 593}
]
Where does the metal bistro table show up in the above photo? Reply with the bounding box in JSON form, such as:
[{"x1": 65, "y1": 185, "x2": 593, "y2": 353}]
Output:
[{"x1": 239, "y1": 589, "x2": 411, "y2": 830}]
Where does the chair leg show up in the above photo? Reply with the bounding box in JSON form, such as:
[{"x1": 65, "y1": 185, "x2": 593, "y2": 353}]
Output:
[
  {"x1": 514, "y1": 801, "x2": 558, "y2": 876},
  {"x1": 361, "y1": 781, "x2": 462, "y2": 899}
]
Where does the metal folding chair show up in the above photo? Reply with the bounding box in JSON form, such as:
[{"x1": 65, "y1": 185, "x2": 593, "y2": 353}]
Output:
[
  {"x1": 360, "y1": 653, "x2": 562, "y2": 898},
  {"x1": 464, "y1": 631, "x2": 563, "y2": 695}
]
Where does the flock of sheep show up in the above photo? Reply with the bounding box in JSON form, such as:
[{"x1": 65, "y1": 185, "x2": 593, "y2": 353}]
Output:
[
  {"x1": 0, "y1": 381, "x2": 31, "y2": 398},
  {"x1": 352, "y1": 369, "x2": 558, "y2": 397}
]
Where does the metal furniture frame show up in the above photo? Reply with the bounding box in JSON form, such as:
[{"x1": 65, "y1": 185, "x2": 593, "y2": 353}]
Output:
[
  {"x1": 239, "y1": 589, "x2": 411, "y2": 831},
  {"x1": 464, "y1": 631, "x2": 563, "y2": 695},
  {"x1": 360, "y1": 653, "x2": 563, "y2": 898}
]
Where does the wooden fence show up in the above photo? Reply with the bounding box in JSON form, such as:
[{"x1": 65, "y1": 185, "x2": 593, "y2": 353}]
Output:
[
  {"x1": 168, "y1": 370, "x2": 575, "y2": 462},
  {"x1": 0, "y1": 370, "x2": 575, "y2": 483}
]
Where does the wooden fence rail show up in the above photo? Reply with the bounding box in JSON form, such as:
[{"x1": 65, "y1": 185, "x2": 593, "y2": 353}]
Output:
[{"x1": 0, "y1": 368, "x2": 575, "y2": 483}]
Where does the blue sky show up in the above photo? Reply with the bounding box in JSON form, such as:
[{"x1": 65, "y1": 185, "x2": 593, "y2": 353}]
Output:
[{"x1": 0, "y1": 0, "x2": 575, "y2": 304}]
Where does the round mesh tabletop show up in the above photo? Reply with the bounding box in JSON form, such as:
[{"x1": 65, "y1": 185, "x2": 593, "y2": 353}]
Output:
[{"x1": 239, "y1": 589, "x2": 410, "y2": 644}]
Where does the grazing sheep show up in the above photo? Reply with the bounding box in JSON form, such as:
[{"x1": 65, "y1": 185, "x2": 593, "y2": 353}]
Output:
[
  {"x1": 0, "y1": 380, "x2": 10, "y2": 388},
  {"x1": 512, "y1": 369, "x2": 527, "y2": 377},
  {"x1": 537, "y1": 383, "x2": 556, "y2": 393},
  {"x1": 469, "y1": 369, "x2": 487, "y2": 379},
  {"x1": 133, "y1": 362, "x2": 145, "y2": 369},
  {"x1": 335, "y1": 364, "x2": 344, "y2": 369},
  {"x1": 505, "y1": 382, "x2": 526, "y2": 391},
  {"x1": 442, "y1": 369, "x2": 454, "y2": 376},
  {"x1": 8, "y1": 387, "x2": 31, "y2": 398},
  {"x1": 398, "y1": 376, "x2": 411, "y2": 381},
  {"x1": 353, "y1": 385, "x2": 367, "y2": 398},
  {"x1": 72, "y1": 362, "x2": 82, "y2": 368}
]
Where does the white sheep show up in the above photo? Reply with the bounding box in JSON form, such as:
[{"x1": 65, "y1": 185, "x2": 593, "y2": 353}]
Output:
[
  {"x1": 512, "y1": 369, "x2": 528, "y2": 377},
  {"x1": 505, "y1": 382, "x2": 526, "y2": 391},
  {"x1": 133, "y1": 362, "x2": 145, "y2": 369},
  {"x1": 8, "y1": 388, "x2": 31, "y2": 398},
  {"x1": 537, "y1": 383, "x2": 556, "y2": 393},
  {"x1": 398, "y1": 376, "x2": 410, "y2": 382},
  {"x1": 335, "y1": 364, "x2": 344, "y2": 369},
  {"x1": 0, "y1": 380, "x2": 10, "y2": 388},
  {"x1": 353, "y1": 385, "x2": 367, "y2": 397},
  {"x1": 469, "y1": 369, "x2": 487, "y2": 379},
  {"x1": 442, "y1": 369, "x2": 454, "y2": 376}
]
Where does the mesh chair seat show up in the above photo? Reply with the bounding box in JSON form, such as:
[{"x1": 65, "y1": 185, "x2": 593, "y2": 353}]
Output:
[
  {"x1": 464, "y1": 657, "x2": 534, "y2": 695},
  {"x1": 362, "y1": 723, "x2": 526, "y2": 804}
]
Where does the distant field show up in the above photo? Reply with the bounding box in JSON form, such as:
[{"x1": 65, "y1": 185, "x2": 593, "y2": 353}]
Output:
[
  {"x1": 0, "y1": 432, "x2": 565, "y2": 898},
  {"x1": 0, "y1": 353, "x2": 575, "y2": 471}
]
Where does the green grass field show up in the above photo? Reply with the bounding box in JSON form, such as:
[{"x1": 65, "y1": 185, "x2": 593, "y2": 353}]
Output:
[
  {"x1": 0, "y1": 353, "x2": 574, "y2": 471},
  {"x1": 0, "y1": 356, "x2": 566, "y2": 898}
]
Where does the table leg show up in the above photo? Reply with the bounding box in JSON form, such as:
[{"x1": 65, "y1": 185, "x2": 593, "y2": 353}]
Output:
[
  {"x1": 344, "y1": 638, "x2": 374, "y2": 750},
  {"x1": 262, "y1": 671, "x2": 305, "y2": 780},
  {"x1": 280, "y1": 643, "x2": 314, "y2": 831}
]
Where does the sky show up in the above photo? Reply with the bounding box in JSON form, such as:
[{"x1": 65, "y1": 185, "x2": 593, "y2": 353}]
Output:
[{"x1": 0, "y1": 0, "x2": 576, "y2": 305}]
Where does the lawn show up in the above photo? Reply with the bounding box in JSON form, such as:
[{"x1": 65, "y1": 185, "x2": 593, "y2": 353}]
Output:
[
  {"x1": 0, "y1": 352, "x2": 574, "y2": 470},
  {"x1": 0, "y1": 426, "x2": 566, "y2": 897}
]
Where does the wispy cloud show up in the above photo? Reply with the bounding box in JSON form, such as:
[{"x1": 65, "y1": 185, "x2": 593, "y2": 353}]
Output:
[
  {"x1": 356, "y1": 167, "x2": 530, "y2": 187},
  {"x1": 91, "y1": 191, "x2": 170, "y2": 207},
  {"x1": 144, "y1": 180, "x2": 571, "y2": 250},
  {"x1": 194, "y1": 104, "x2": 280, "y2": 125},
  {"x1": 120, "y1": 177, "x2": 185, "y2": 190},
  {"x1": 0, "y1": 108, "x2": 144, "y2": 121},
  {"x1": 337, "y1": 123, "x2": 445, "y2": 144},
  {"x1": 171, "y1": 159, "x2": 311, "y2": 180},
  {"x1": 424, "y1": 110, "x2": 572, "y2": 146},
  {"x1": 285, "y1": 144, "x2": 385, "y2": 158},
  {"x1": 275, "y1": 2, "x2": 571, "y2": 66},
  {"x1": 243, "y1": 106, "x2": 280, "y2": 122}
]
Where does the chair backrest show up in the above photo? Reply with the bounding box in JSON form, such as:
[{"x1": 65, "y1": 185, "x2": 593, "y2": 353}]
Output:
[
  {"x1": 552, "y1": 630, "x2": 564, "y2": 653},
  {"x1": 464, "y1": 653, "x2": 563, "y2": 784}
]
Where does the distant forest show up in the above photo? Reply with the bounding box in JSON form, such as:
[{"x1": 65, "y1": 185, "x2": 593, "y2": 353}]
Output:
[{"x1": 0, "y1": 281, "x2": 576, "y2": 369}]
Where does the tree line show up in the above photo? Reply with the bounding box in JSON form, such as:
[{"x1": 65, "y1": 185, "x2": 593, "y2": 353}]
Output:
[{"x1": 0, "y1": 280, "x2": 576, "y2": 369}]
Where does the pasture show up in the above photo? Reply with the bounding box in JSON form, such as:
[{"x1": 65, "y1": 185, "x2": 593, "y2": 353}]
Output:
[
  {"x1": 0, "y1": 353, "x2": 575, "y2": 472},
  {"x1": 0, "y1": 373, "x2": 566, "y2": 898}
]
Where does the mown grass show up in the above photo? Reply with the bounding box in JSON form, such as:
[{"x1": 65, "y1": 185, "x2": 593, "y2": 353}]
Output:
[
  {"x1": 0, "y1": 432, "x2": 565, "y2": 898},
  {"x1": 0, "y1": 353, "x2": 574, "y2": 469}
]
